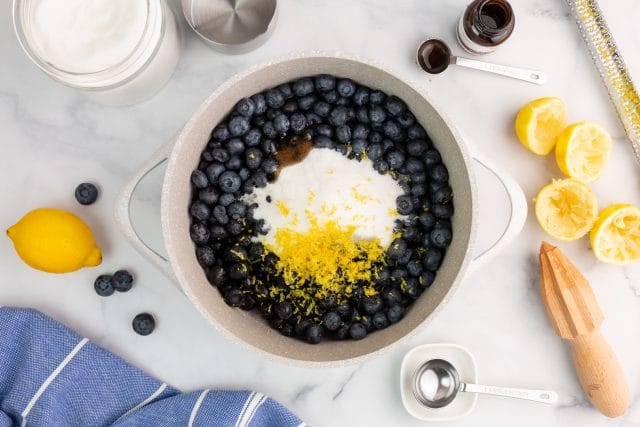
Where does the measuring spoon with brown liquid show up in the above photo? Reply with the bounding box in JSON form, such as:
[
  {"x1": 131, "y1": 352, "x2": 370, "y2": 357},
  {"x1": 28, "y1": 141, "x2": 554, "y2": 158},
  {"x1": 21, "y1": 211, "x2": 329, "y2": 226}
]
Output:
[{"x1": 416, "y1": 39, "x2": 547, "y2": 85}]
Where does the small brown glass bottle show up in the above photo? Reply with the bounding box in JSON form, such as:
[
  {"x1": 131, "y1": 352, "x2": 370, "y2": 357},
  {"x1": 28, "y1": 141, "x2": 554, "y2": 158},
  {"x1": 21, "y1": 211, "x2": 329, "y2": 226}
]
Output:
[{"x1": 457, "y1": 0, "x2": 515, "y2": 54}]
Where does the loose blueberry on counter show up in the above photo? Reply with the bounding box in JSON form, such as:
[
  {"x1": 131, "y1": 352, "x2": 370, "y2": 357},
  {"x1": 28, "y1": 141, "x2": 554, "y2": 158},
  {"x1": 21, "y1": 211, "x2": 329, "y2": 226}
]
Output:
[
  {"x1": 113, "y1": 269, "x2": 134, "y2": 292},
  {"x1": 306, "y1": 324, "x2": 324, "y2": 344},
  {"x1": 94, "y1": 275, "x2": 114, "y2": 297},
  {"x1": 75, "y1": 183, "x2": 99, "y2": 205},
  {"x1": 132, "y1": 313, "x2": 155, "y2": 336},
  {"x1": 349, "y1": 322, "x2": 367, "y2": 340}
]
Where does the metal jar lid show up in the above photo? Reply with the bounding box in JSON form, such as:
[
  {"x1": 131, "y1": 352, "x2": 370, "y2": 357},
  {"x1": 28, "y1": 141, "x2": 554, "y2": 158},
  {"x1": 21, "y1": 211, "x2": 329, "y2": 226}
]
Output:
[{"x1": 182, "y1": 0, "x2": 278, "y2": 54}]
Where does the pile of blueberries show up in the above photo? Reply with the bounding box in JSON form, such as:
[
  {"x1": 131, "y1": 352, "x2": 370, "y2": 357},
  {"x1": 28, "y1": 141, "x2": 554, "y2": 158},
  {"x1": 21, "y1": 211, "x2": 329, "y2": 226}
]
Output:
[{"x1": 189, "y1": 74, "x2": 453, "y2": 344}]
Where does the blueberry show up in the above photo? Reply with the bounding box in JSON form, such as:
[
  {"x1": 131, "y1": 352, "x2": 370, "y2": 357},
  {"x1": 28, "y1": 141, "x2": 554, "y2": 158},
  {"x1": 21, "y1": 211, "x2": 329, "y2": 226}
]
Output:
[
  {"x1": 94, "y1": 275, "x2": 114, "y2": 297},
  {"x1": 199, "y1": 187, "x2": 219, "y2": 205},
  {"x1": 431, "y1": 203, "x2": 453, "y2": 219},
  {"x1": 266, "y1": 109, "x2": 279, "y2": 121},
  {"x1": 229, "y1": 262, "x2": 248, "y2": 280},
  {"x1": 412, "y1": 173, "x2": 427, "y2": 185},
  {"x1": 218, "y1": 192, "x2": 236, "y2": 206},
  {"x1": 132, "y1": 313, "x2": 155, "y2": 336},
  {"x1": 306, "y1": 324, "x2": 324, "y2": 344},
  {"x1": 403, "y1": 278, "x2": 421, "y2": 299},
  {"x1": 384, "y1": 95, "x2": 406, "y2": 116},
  {"x1": 112, "y1": 270, "x2": 132, "y2": 292},
  {"x1": 335, "y1": 125, "x2": 351, "y2": 143},
  {"x1": 369, "y1": 90, "x2": 386, "y2": 104},
  {"x1": 369, "y1": 131, "x2": 383, "y2": 144},
  {"x1": 213, "y1": 205, "x2": 229, "y2": 225},
  {"x1": 315, "y1": 75, "x2": 336, "y2": 91},
  {"x1": 392, "y1": 268, "x2": 409, "y2": 283},
  {"x1": 272, "y1": 301, "x2": 292, "y2": 320},
  {"x1": 372, "y1": 312, "x2": 389, "y2": 329},
  {"x1": 226, "y1": 219, "x2": 244, "y2": 235},
  {"x1": 210, "y1": 225, "x2": 227, "y2": 241},
  {"x1": 253, "y1": 115, "x2": 267, "y2": 128},
  {"x1": 277, "y1": 321, "x2": 295, "y2": 337},
  {"x1": 277, "y1": 82, "x2": 294, "y2": 99},
  {"x1": 191, "y1": 170, "x2": 209, "y2": 189},
  {"x1": 337, "y1": 79, "x2": 356, "y2": 97},
  {"x1": 335, "y1": 143, "x2": 349, "y2": 155},
  {"x1": 349, "y1": 322, "x2": 367, "y2": 340},
  {"x1": 353, "y1": 87, "x2": 370, "y2": 106},
  {"x1": 403, "y1": 225, "x2": 421, "y2": 243},
  {"x1": 383, "y1": 120, "x2": 403, "y2": 142},
  {"x1": 420, "y1": 149, "x2": 440, "y2": 167},
  {"x1": 212, "y1": 124, "x2": 230, "y2": 141},
  {"x1": 366, "y1": 143, "x2": 383, "y2": 161},
  {"x1": 368, "y1": 105, "x2": 387, "y2": 125},
  {"x1": 373, "y1": 159, "x2": 389, "y2": 174},
  {"x1": 316, "y1": 124, "x2": 334, "y2": 138},
  {"x1": 419, "y1": 271, "x2": 435, "y2": 288},
  {"x1": 313, "y1": 101, "x2": 331, "y2": 117},
  {"x1": 265, "y1": 89, "x2": 285, "y2": 108},
  {"x1": 211, "y1": 148, "x2": 230, "y2": 163},
  {"x1": 314, "y1": 136, "x2": 335, "y2": 149},
  {"x1": 248, "y1": 93, "x2": 265, "y2": 113},
  {"x1": 351, "y1": 139, "x2": 368, "y2": 158},
  {"x1": 423, "y1": 249, "x2": 443, "y2": 271},
  {"x1": 262, "y1": 121, "x2": 277, "y2": 139},
  {"x1": 235, "y1": 98, "x2": 256, "y2": 117},
  {"x1": 253, "y1": 170, "x2": 268, "y2": 188},
  {"x1": 228, "y1": 116, "x2": 250, "y2": 137},
  {"x1": 430, "y1": 164, "x2": 449, "y2": 182},
  {"x1": 411, "y1": 183, "x2": 428, "y2": 197},
  {"x1": 261, "y1": 139, "x2": 277, "y2": 155},
  {"x1": 396, "y1": 195, "x2": 414, "y2": 215},
  {"x1": 243, "y1": 128, "x2": 262, "y2": 147},
  {"x1": 323, "y1": 311, "x2": 342, "y2": 331},
  {"x1": 223, "y1": 288, "x2": 244, "y2": 308},
  {"x1": 293, "y1": 77, "x2": 315, "y2": 97},
  {"x1": 297, "y1": 94, "x2": 317, "y2": 111},
  {"x1": 305, "y1": 112, "x2": 322, "y2": 126},
  {"x1": 227, "y1": 201, "x2": 246, "y2": 219},
  {"x1": 382, "y1": 287, "x2": 402, "y2": 306},
  {"x1": 386, "y1": 149, "x2": 405, "y2": 170},
  {"x1": 239, "y1": 168, "x2": 250, "y2": 181},
  {"x1": 190, "y1": 222, "x2": 210, "y2": 244},
  {"x1": 405, "y1": 157, "x2": 425, "y2": 174},
  {"x1": 273, "y1": 114, "x2": 290, "y2": 135},
  {"x1": 431, "y1": 185, "x2": 452, "y2": 203},
  {"x1": 283, "y1": 100, "x2": 298, "y2": 114},
  {"x1": 362, "y1": 295, "x2": 383, "y2": 314},
  {"x1": 75, "y1": 183, "x2": 98, "y2": 205},
  {"x1": 387, "y1": 238, "x2": 408, "y2": 260},
  {"x1": 335, "y1": 325, "x2": 351, "y2": 340},
  {"x1": 351, "y1": 124, "x2": 368, "y2": 141},
  {"x1": 322, "y1": 90, "x2": 339, "y2": 104},
  {"x1": 261, "y1": 158, "x2": 279, "y2": 174},
  {"x1": 407, "y1": 124, "x2": 427, "y2": 140},
  {"x1": 225, "y1": 156, "x2": 242, "y2": 171},
  {"x1": 290, "y1": 113, "x2": 307, "y2": 134},
  {"x1": 356, "y1": 106, "x2": 370, "y2": 124},
  {"x1": 419, "y1": 212, "x2": 436, "y2": 230},
  {"x1": 205, "y1": 163, "x2": 226, "y2": 184},
  {"x1": 196, "y1": 246, "x2": 215, "y2": 267},
  {"x1": 206, "y1": 265, "x2": 227, "y2": 287},
  {"x1": 294, "y1": 318, "x2": 311, "y2": 337},
  {"x1": 397, "y1": 111, "x2": 416, "y2": 128},
  {"x1": 226, "y1": 138, "x2": 245, "y2": 156},
  {"x1": 218, "y1": 171, "x2": 241, "y2": 193},
  {"x1": 190, "y1": 201, "x2": 210, "y2": 221},
  {"x1": 329, "y1": 106, "x2": 349, "y2": 127},
  {"x1": 406, "y1": 259, "x2": 423, "y2": 277},
  {"x1": 245, "y1": 148, "x2": 263, "y2": 170},
  {"x1": 386, "y1": 304, "x2": 404, "y2": 323}
]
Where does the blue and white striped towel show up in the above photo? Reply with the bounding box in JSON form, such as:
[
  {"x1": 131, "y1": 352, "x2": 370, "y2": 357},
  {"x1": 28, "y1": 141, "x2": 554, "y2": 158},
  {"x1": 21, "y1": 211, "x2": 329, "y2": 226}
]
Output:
[{"x1": 0, "y1": 307, "x2": 305, "y2": 427}]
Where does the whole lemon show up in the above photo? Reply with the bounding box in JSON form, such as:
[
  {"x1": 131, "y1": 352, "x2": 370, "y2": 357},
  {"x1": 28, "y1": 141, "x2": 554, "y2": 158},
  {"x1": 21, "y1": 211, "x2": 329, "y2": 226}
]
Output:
[{"x1": 7, "y1": 208, "x2": 102, "y2": 273}]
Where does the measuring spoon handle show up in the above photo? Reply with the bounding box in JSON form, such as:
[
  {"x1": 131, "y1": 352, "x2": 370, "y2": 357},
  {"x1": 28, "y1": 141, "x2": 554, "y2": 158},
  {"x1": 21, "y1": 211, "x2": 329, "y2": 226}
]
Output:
[
  {"x1": 461, "y1": 382, "x2": 558, "y2": 404},
  {"x1": 452, "y1": 56, "x2": 547, "y2": 85}
]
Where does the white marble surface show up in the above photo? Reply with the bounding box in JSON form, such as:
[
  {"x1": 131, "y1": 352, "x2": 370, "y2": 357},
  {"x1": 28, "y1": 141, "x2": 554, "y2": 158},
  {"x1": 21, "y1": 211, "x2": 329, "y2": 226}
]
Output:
[{"x1": 1, "y1": 1, "x2": 640, "y2": 426}]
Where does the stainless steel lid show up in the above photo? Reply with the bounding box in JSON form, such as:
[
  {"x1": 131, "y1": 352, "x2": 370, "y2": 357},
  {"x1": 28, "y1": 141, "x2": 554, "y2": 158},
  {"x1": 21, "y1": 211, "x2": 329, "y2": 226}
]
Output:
[{"x1": 182, "y1": 0, "x2": 278, "y2": 54}]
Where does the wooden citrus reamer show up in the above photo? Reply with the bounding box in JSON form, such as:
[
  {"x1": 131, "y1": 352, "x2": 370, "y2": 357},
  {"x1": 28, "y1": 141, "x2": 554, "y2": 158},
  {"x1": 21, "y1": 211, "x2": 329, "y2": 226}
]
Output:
[{"x1": 539, "y1": 242, "x2": 629, "y2": 417}]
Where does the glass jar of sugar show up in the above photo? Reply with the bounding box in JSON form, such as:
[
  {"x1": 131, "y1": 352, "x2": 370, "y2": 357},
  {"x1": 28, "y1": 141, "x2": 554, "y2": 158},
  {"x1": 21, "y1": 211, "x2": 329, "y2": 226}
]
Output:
[{"x1": 12, "y1": 0, "x2": 180, "y2": 105}]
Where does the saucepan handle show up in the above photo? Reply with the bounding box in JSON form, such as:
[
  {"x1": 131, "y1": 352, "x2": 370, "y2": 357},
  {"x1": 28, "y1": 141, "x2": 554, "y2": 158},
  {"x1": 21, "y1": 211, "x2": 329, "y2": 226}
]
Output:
[
  {"x1": 467, "y1": 153, "x2": 528, "y2": 272},
  {"x1": 113, "y1": 139, "x2": 179, "y2": 285}
]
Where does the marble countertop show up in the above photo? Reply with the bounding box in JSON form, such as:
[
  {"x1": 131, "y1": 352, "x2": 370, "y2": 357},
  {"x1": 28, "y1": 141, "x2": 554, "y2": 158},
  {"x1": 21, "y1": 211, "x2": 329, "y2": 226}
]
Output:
[{"x1": 2, "y1": 0, "x2": 640, "y2": 425}]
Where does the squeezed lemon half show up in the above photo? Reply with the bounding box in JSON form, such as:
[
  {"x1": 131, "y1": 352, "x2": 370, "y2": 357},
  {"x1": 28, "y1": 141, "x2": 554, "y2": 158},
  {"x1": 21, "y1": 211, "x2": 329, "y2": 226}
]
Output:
[
  {"x1": 590, "y1": 204, "x2": 640, "y2": 265},
  {"x1": 535, "y1": 178, "x2": 598, "y2": 241},
  {"x1": 515, "y1": 97, "x2": 567, "y2": 155},
  {"x1": 555, "y1": 121, "x2": 612, "y2": 183}
]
